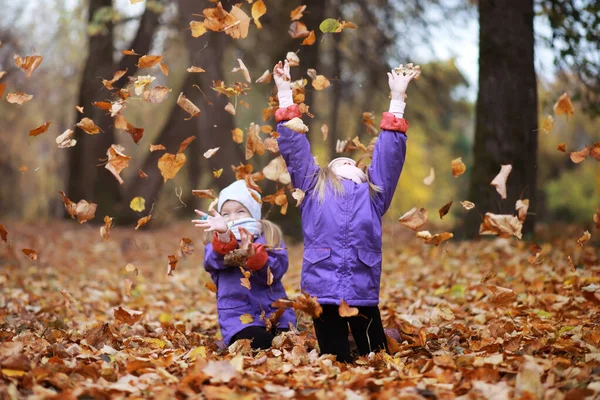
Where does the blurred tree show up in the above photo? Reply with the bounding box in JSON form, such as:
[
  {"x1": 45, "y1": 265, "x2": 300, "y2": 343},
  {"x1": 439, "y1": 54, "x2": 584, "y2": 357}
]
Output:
[{"x1": 464, "y1": 0, "x2": 539, "y2": 239}]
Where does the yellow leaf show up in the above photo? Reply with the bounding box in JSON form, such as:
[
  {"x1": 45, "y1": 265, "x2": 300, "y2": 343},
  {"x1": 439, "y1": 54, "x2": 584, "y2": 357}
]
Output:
[
  {"x1": 189, "y1": 346, "x2": 207, "y2": 361},
  {"x1": 158, "y1": 153, "x2": 186, "y2": 182},
  {"x1": 213, "y1": 168, "x2": 223, "y2": 178},
  {"x1": 541, "y1": 114, "x2": 554, "y2": 134},
  {"x1": 232, "y1": 128, "x2": 244, "y2": 144},
  {"x1": 251, "y1": 0, "x2": 266, "y2": 29},
  {"x1": 129, "y1": 196, "x2": 146, "y2": 212},
  {"x1": 240, "y1": 314, "x2": 254, "y2": 324},
  {"x1": 190, "y1": 21, "x2": 207, "y2": 37},
  {"x1": 1, "y1": 369, "x2": 26, "y2": 377}
]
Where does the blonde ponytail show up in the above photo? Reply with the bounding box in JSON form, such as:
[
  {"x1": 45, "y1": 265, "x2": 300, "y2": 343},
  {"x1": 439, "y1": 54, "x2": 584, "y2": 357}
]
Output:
[{"x1": 312, "y1": 165, "x2": 382, "y2": 203}]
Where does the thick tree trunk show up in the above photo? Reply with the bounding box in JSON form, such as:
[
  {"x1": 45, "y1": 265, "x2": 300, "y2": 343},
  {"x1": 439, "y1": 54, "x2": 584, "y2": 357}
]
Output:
[{"x1": 464, "y1": 0, "x2": 538, "y2": 239}]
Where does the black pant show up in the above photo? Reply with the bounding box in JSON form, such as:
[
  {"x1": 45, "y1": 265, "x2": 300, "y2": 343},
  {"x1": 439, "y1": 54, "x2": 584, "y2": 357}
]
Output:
[
  {"x1": 230, "y1": 326, "x2": 288, "y2": 350},
  {"x1": 313, "y1": 305, "x2": 388, "y2": 363}
]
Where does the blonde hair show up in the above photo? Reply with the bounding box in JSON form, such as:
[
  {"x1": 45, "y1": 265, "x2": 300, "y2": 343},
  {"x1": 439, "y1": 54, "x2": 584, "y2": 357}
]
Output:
[
  {"x1": 202, "y1": 219, "x2": 283, "y2": 249},
  {"x1": 312, "y1": 166, "x2": 382, "y2": 203}
]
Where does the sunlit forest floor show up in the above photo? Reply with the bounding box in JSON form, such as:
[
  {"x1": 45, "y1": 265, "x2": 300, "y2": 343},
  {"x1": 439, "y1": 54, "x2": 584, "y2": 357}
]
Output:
[{"x1": 1, "y1": 219, "x2": 599, "y2": 399}]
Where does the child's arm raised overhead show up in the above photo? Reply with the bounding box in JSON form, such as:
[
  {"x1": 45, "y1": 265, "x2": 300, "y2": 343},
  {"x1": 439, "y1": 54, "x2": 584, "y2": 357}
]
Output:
[
  {"x1": 273, "y1": 60, "x2": 319, "y2": 192},
  {"x1": 369, "y1": 67, "x2": 418, "y2": 215}
]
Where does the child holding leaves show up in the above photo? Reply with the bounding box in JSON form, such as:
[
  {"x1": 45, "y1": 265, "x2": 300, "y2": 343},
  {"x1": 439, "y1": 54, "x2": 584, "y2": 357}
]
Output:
[
  {"x1": 272, "y1": 60, "x2": 417, "y2": 362},
  {"x1": 192, "y1": 180, "x2": 296, "y2": 349}
]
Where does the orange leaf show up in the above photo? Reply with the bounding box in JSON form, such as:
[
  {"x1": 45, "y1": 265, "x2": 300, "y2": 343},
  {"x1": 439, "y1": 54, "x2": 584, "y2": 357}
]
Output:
[
  {"x1": 576, "y1": 230, "x2": 591, "y2": 247},
  {"x1": 75, "y1": 200, "x2": 97, "y2": 224},
  {"x1": 187, "y1": 66, "x2": 206, "y2": 73},
  {"x1": 167, "y1": 254, "x2": 178, "y2": 276},
  {"x1": 290, "y1": 5, "x2": 306, "y2": 20},
  {"x1": 137, "y1": 55, "x2": 163, "y2": 69},
  {"x1": 0, "y1": 224, "x2": 7, "y2": 242},
  {"x1": 192, "y1": 189, "x2": 216, "y2": 199},
  {"x1": 206, "y1": 282, "x2": 218, "y2": 293},
  {"x1": 77, "y1": 118, "x2": 102, "y2": 135},
  {"x1": 143, "y1": 86, "x2": 172, "y2": 104},
  {"x1": 557, "y1": 143, "x2": 566, "y2": 152},
  {"x1": 176, "y1": 93, "x2": 200, "y2": 119},
  {"x1": 14, "y1": 54, "x2": 43, "y2": 78},
  {"x1": 158, "y1": 153, "x2": 186, "y2": 182},
  {"x1": 190, "y1": 20, "x2": 207, "y2": 38},
  {"x1": 105, "y1": 145, "x2": 131, "y2": 185},
  {"x1": 416, "y1": 231, "x2": 453, "y2": 246},
  {"x1": 302, "y1": 31, "x2": 316, "y2": 45},
  {"x1": 115, "y1": 115, "x2": 143, "y2": 144},
  {"x1": 29, "y1": 122, "x2": 51, "y2": 137},
  {"x1": 150, "y1": 144, "x2": 166, "y2": 152},
  {"x1": 451, "y1": 157, "x2": 466, "y2": 177},
  {"x1": 135, "y1": 215, "x2": 151, "y2": 230},
  {"x1": 251, "y1": 0, "x2": 266, "y2": 28},
  {"x1": 289, "y1": 21, "x2": 310, "y2": 39},
  {"x1": 159, "y1": 62, "x2": 169, "y2": 76},
  {"x1": 114, "y1": 306, "x2": 144, "y2": 325},
  {"x1": 139, "y1": 169, "x2": 148, "y2": 179},
  {"x1": 100, "y1": 216, "x2": 113, "y2": 241},
  {"x1": 479, "y1": 212, "x2": 523, "y2": 239},
  {"x1": 232, "y1": 128, "x2": 244, "y2": 144},
  {"x1": 553, "y1": 92, "x2": 574, "y2": 117},
  {"x1": 102, "y1": 69, "x2": 128, "y2": 90},
  {"x1": 246, "y1": 123, "x2": 265, "y2": 160},
  {"x1": 22, "y1": 249, "x2": 38, "y2": 260},
  {"x1": 398, "y1": 207, "x2": 428, "y2": 231},
  {"x1": 338, "y1": 299, "x2": 359, "y2": 317},
  {"x1": 178, "y1": 136, "x2": 196, "y2": 154},
  {"x1": 59, "y1": 191, "x2": 77, "y2": 219},
  {"x1": 570, "y1": 146, "x2": 589, "y2": 163}
]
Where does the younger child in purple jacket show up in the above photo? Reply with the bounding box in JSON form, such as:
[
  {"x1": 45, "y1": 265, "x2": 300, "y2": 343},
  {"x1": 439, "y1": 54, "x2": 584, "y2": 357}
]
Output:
[
  {"x1": 192, "y1": 180, "x2": 296, "y2": 349},
  {"x1": 272, "y1": 60, "x2": 416, "y2": 362}
]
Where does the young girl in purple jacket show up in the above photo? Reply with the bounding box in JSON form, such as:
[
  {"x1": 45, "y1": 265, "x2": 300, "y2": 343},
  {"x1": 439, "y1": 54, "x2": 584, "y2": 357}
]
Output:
[
  {"x1": 192, "y1": 180, "x2": 296, "y2": 349},
  {"x1": 273, "y1": 60, "x2": 416, "y2": 362}
]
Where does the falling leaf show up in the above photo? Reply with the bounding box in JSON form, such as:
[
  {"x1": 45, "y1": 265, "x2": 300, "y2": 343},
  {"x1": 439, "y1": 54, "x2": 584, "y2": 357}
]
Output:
[
  {"x1": 286, "y1": 52, "x2": 300, "y2": 67},
  {"x1": 158, "y1": 153, "x2": 186, "y2": 182},
  {"x1": 293, "y1": 293, "x2": 322, "y2": 318},
  {"x1": 167, "y1": 255, "x2": 178, "y2": 276},
  {"x1": 262, "y1": 188, "x2": 288, "y2": 215},
  {"x1": 246, "y1": 123, "x2": 265, "y2": 160},
  {"x1": 224, "y1": 102, "x2": 236, "y2": 115},
  {"x1": 311, "y1": 75, "x2": 330, "y2": 90},
  {"x1": 263, "y1": 156, "x2": 290, "y2": 185},
  {"x1": 133, "y1": 75, "x2": 155, "y2": 95},
  {"x1": 159, "y1": 62, "x2": 169, "y2": 76},
  {"x1": 192, "y1": 189, "x2": 216, "y2": 199},
  {"x1": 553, "y1": 92, "x2": 574, "y2": 117},
  {"x1": 227, "y1": 5, "x2": 251, "y2": 39},
  {"x1": 14, "y1": 54, "x2": 43, "y2": 77},
  {"x1": 266, "y1": 266, "x2": 273, "y2": 286},
  {"x1": 320, "y1": 124, "x2": 329, "y2": 141},
  {"x1": 416, "y1": 231, "x2": 454, "y2": 246},
  {"x1": 589, "y1": 142, "x2": 600, "y2": 160},
  {"x1": 177, "y1": 93, "x2": 200, "y2": 119},
  {"x1": 423, "y1": 167, "x2": 435, "y2": 186},
  {"x1": 232, "y1": 128, "x2": 244, "y2": 144},
  {"x1": 0, "y1": 224, "x2": 7, "y2": 242},
  {"x1": 460, "y1": 201, "x2": 475, "y2": 210},
  {"x1": 233, "y1": 59, "x2": 251, "y2": 83},
  {"x1": 361, "y1": 112, "x2": 378, "y2": 135},
  {"x1": 114, "y1": 114, "x2": 144, "y2": 143},
  {"x1": 77, "y1": 118, "x2": 102, "y2": 135},
  {"x1": 137, "y1": 55, "x2": 163, "y2": 69},
  {"x1": 130, "y1": 197, "x2": 146, "y2": 212},
  {"x1": 302, "y1": 31, "x2": 316, "y2": 45},
  {"x1": 479, "y1": 212, "x2": 523, "y2": 239},
  {"x1": 239, "y1": 314, "x2": 254, "y2": 324},
  {"x1": 138, "y1": 169, "x2": 148, "y2": 179},
  {"x1": 59, "y1": 191, "x2": 77, "y2": 219},
  {"x1": 487, "y1": 285, "x2": 517, "y2": 305},
  {"x1": 439, "y1": 200, "x2": 453, "y2": 219},
  {"x1": 0, "y1": 83, "x2": 6, "y2": 99},
  {"x1": 135, "y1": 215, "x2": 151, "y2": 230},
  {"x1": 179, "y1": 238, "x2": 194, "y2": 257},
  {"x1": 143, "y1": 85, "x2": 172, "y2": 104},
  {"x1": 187, "y1": 66, "x2": 206, "y2": 73},
  {"x1": 290, "y1": 5, "x2": 306, "y2": 20},
  {"x1": 570, "y1": 146, "x2": 589, "y2": 163},
  {"x1": 291, "y1": 188, "x2": 305, "y2": 207},
  {"x1": 206, "y1": 282, "x2": 217, "y2": 293},
  {"x1": 6, "y1": 92, "x2": 33, "y2": 105},
  {"x1": 451, "y1": 157, "x2": 466, "y2": 177},
  {"x1": 289, "y1": 21, "x2": 310, "y2": 39},
  {"x1": 255, "y1": 70, "x2": 271, "y2": 83},
  {"x1": 282, "y1": 117, "x2": 308, "y2": 134},
  {"x1": 541, "y1": 115, "x2": 554, "y2": 134},
  {"x1": 338, "y1": 299, "x2": 359, "y2": 317},
  {"x1": 75, "y1": 200, "x2": 97, "y2": 224},
  {"x1": 576, "y1": 231, "x2": 591, "y2": 247},
  {"x1": 399, "y1": 207, "x2": 428, "y2": 231},
  {"x1": 516, "y1": 199, "x2": 529, "y2": 222},
  {"x1": 251, "y1": 0, "x2": 266, "y2": 28},
  {"x1": 213, "y1": 169, "x2": 223, "y2": 178},
  {"x1": 204, "y1": 147, "x2": 220, "y2": 159},
  {"x1": 29, "y1": 122, "x2": 51, "y2": 137},
  {"x1": 102, "y1": 69, "x2": 128, "y2": 90},
  {"x1": 557, "y1": 143, "x2": 566, "y2": 152},
  {"x1": 105, "y1": 145, "x2": 131, "y2": 185},
  {"x1": 319, "y1": 18, "x2": 341, "y2": 33},
  {"x1": 56, "y1": 129, "x2": 76, "y2": 148},
  {"x1": 150, "y1": 144, "x2": 166, "y2": 152},
  {"x1": 121, "y1": 48, "x2": 139, "y2": 55},
  {"x1": 490, "y1": 164, "x2": 512, "y2": 199},
  {"x1": 100, "y1": 216, "x2": 113, "y2": 241},
  {"x1": 114, "y1": 307, "x2": 144, "y2": 325},
  {"x1": 190, "y1": 20, "x2": 207, "y2": 37},
  {"x1": 178, "y1": 136, "x2": 196, "y2": 154},
  {"x1": 22, "y1": 249, "x2": 38, "y2": 260}
]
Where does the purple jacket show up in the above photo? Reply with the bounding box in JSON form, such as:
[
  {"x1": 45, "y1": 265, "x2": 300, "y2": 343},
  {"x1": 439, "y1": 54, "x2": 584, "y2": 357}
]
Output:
[
  {"x1": 275, "y1": 104, "x2": 408, "y2": 307},
  {"x1": 204, "y1": 235, "x2": 296, "y2": 345}
]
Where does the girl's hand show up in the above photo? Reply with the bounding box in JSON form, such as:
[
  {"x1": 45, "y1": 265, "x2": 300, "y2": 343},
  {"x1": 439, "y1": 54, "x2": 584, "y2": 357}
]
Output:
[
  {"x1": 192, "y1": 209, "x2": 228, "y2": 234},
  {"x1": 387, "y1": 65, "x2": 418, "y2": 100},
  {"x1": 239, "y1": 227, "x2": 256, "y2": 258},
  {"x1": 273, "y1": 60, "x2": 291, "y2": 92}
]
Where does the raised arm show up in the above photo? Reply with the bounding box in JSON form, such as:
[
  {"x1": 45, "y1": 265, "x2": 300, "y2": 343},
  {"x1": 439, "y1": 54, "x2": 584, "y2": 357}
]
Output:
[
  {"x1": 369, "y1": 66, "x2": 418, "y2": 215},
  {"x1": 273, "y1": 61, "x2": 319, "y2": 193}
]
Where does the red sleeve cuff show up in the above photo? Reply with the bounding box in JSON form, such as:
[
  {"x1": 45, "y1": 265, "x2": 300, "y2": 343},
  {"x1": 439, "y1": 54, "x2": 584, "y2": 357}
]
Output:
[
  {"x1": 275, "y1": 104, "x2": 302, "y2": 123},
  {"x1": 245, "y1": 244, "x2": 268, "y2": 271},
  {"x1": 380, "y1": 112, "x2": 409, "y2": 133},
  {"x1": 211, "y1": 231, "x2": 238, "y2": 255}
]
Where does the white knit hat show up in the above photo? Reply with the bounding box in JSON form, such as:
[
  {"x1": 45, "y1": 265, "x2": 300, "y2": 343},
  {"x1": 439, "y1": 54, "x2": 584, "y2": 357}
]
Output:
[
  {"x1": 217, "y1": 180, "x2": 262, "y2": 220},
  {"x1": 328, "y1": 157, "x2": 356, "y2": 169}
]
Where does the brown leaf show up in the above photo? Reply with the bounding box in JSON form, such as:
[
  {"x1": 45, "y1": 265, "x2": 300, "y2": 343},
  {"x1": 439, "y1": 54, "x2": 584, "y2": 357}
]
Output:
[
  {"x1": 439, "y1": 200, "x2": 453, "y2": 219},
  {"x1": 137, "y1": 55, "x2": 163, "y2": 69},
  {"x1": 487, "y1": 285, "x2": 516, "y2": 305},
  {"x1": 553, "y1": 92, "x2": 574, "y2": 117},
  {"x1": 451, "y1": 157, "x2": 466, "y2": 177},
  {"x1": 135, "y1": 215, "x2": 151, "y2": 230},
  {"x1": 570, "y1": 146, "x2": 589, "y2": 163},
  {"x1": 75, "y1": 200, "x2": 97, "y2": 224},
  {"x1": 115, "y1": 115, "x2": 143, "y2": 144},
  {"x1": 159, "y1": 62, "x2": 169, "y2": 76},
  {"x1": 576, "y1": 231, "x2": 591, "y2": 247},
  {"x1": 594, "y1": 208, "x2": 600, "y2": 230},
  {"x1": 206, "y1": 282, "x2": 217, "y2": 293},
  {"x1": 490, "y1": 164, "x2": 512, "y2": 199},
  {"x1": 416, "y1": 231, "x2": 454, "y2": 246},
  {"x1": 289, "y1": 21, "x2": 310, "y2": 38},
  {"x1": 338, "y1": 299, "x2": 359, "y2": 317},
  {"x1": 311, "y1": 75, "x2": 331, "y2": 90},
  {"x1": 192, "y1": 189, "x2": 216, "y2": 199},
  {"x1": 167, "y1": 255, "x2": 178, "y2": 276},
  {"x1": 541, "y1": 114, "x2": 554, "y2": 134},
  {"x1": 479, "y1": 212, "x2": 523, "y2": 239},
  {"x1": 143, "y1": 85, "x2": 172, "y2": 104},
  {"x1": 290, "y1": 5, "x2": 306, "y2": 20},
  {"x1": 101, "y1": 69, "x2": 128, "y2": 90},
  {"x1": 29, "y1": 122, "x2": 51, "y2": 137},
  {"x1": 105, "y1": 145, "x2": 131, "y2": 185},
  {"x1": 139, "y1": 169, "x2": 148, "y2": 179},
  {"x1": 460, "y1": 200, "x2": 475, "y2": 210},
  {"x1": 179, "y1": 238, "x2": 194, "y2": 257},
  {"x1": 557, "y1": 143, "x2": 566, "y2": 152},
  {"x1": 302, "y1": 31, "x2": 316, "y2": 45},
  {"x1": 121, "y1": 49, "x2": 139, "y2": 56},
  {"x1": 114, "y1": 306, "x2": 144, "y2": 325},
  {"x1": 59, "y1": 191, "x2": 77, "y2": 219},
  {"x1": 0, "y1": 83, "x2": 6, "y2": 99},
  {"x1": 246, "y1": 123, "x2": 265, "y2": 160},
  {"x1": 292, "y1": 292, "x2": 322, "y2": 318},
  {"x1": 398, "y1": 207, "x2": 428, "y2": 231},
  {"x1": 516, "y1": 199, "x2": 529, "y2": 222},
  {"x1": 6, "y1": 92, "x2": 33, "y2": 105},
  {"x1": 178, "y1": 135, "x2": 196, "y2": 154},
  {"x1": 177, "y1": 93, "x2": 200, "y2": 119},
  {"x1": 362, "y1": 112, "x2": 379, "y2": 135},
  {"x1": 22, "y1": 249, "x2": 38, "y2": 260},
  {"x1": 262, "y1": 188, "x2": 288, "y2": 215},
  {"x1": 77, "y1": 118, "x2": 102, "y2": 135},
  {"x1": 150, "y1": 144, "x2": 166, "y2": 152},
  {"x1": 158, "y1": 153, "x2": 186, "y2": 182},
  {"x1": 100, "y1": 216, "x2": 113, "y2": 241},
  {"x1": 0, "y1": 224, "x2": 7, "y2": 242},
  {"x1": 14, "y1": 54, "x2": 43, "y2": 77},
  {"x1": 190, "y1": 20, "x2": 207, "y2": 38}
]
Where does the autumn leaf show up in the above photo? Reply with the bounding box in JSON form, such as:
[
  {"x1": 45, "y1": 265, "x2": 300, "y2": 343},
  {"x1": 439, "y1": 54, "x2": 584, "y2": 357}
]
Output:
[
  {"x1": 22, "y1": 249, "x2": 38, "y2": 260},
  {"x1": 576, "y1": 231, "x2": 591, "y2": 247},
  {"x1": 114, "y1": 306, "x2": 144, "y2": 325},
  {"x1": 158, "y1": 153, "x2": 186, "y2": 182},
  {"x1": 6, "y1": 92, "x2": 33, "y2": 105},
  {"x1": 29, "y1": 122, "x2": 51, "y2": 137},
  {"x1": 282, "y1": 117, "x2": 308, "y2": 134},
  {"x1": 0, "y1": 224, "x2": 7, "y2": 242},
  {"x1": 203, "y1": 147, "x2": 220, "y2": 159},
  {"x1": 59, "y1": 191, "x2": 77, "y2": 219},
  {"x1": 516, "y1": 199, "x2": 529, "y2": 222},
  {"x1": 213, "y1": 169, "x2": 223, "y2": 178},
  {"x1": 192, "y1": 189, "x2": 216, "y2": 199},
  {"x1": 166, "y1": 255, "x2": 178, "y2": 276},
  {"x1": 451, "y1": 157, "x2": 466, "y2": 177},
  {"x1": 239, "y1": 314, "x2": 254, "y2": 324},
  {"x1": 553, "y1": 92, "x2": 574, "y2": 117},
  {"x1": 115, "y1": 114, "x2": 143, "y2": 144},
  {"x1": 251, "y1": 0, "x2": 266, "y2": 28},
  {"x1": 137, "y1": 55, "x2": 163, "y2": 69},
  {"x1": 190, "y1": 20, "x2": 207, "y2": 37},
  {"x1": 75, "y1": 200, "x2": 97, "y2": 224},
  {"x1": 311, "y1": 74, "x2": 331, "y2": 91},
  {"x1": 231, "y1": 128, "x2": 244, "y2": 144},
  {"x1": 138, "y1": 169, "x2": 148, "y2": 179},
  {"x1": 570, "y1": 146, "x2": 589, "y2": 163},
  {"x1": 100, "y1": 216, "x2": 113, "y2": 241},
  {"x1": 263, "y1": 156, "x2": 290, "y2": 185},
  {"x1": 292, "y1": 292, "x2": 322, "y2": 318},
  {"x1": 361, "y1": 112, "x2": 379, "y2": 135},
  {"x1": 135, "y1": 215, "x2": 151, "y2": 230},
  {"x1": 133, "y1": 75, "x2": 155, "y2": 95},
  {"x1": 102, "y1": 69, "x2": 128, "y2": 90},
  {"x1": 594, "y1": 208, "x2": 600, "y2": 230},
  {"x1": 490, "y1": 164, "x2": 512, "y2": 199},
  {"x1": 557, "y1": 143, "x2": 566, "y2": 152},
  {"x1": 289, "y1": 21, "x2": 310, "y2": 39},
  {"x1": 286, "y1": 51, "x2": 300, "y2": 67},
  {"x1": 302, "y1": 31, "x2": 316, "y2": 45},
  {"x1": 178, "y1": 136, "x2": 196, "y2": 154},
  {"x1": 179, "y1": 238, "x2": 194, "y2": 257},
  {"x1": 130, "y1": 197, "x2": 146, "y2": 212},
  {"x1": 143, "y1": 86, "x2": 172, "y2": 104},
  {"x1": 339, "y1": 299, "x2": 359, "y2": 317},
  {"x1": 262, "y1": 188, "x2": 288, "y2": 215},
  {"x1": 176, "y1": 93, "x2": 200, "y2": 119},
  {"x1": 398, "y1": 207, "x2": 428, "y2": 231},
  {"x1": 205, "y1": 282, "x2": 217, "y2": 293},
  {"x1": 423, "y1": 167, "x2": 435, "y2": 186},
  {"x1": 439, "y1": 200, "x2": 453, "y2": 219},
  {"x1": 246, "y1": 123, "x2": 265, "y2": 160},
  {"x1": 291, "y1": 188, "x2": 305, "y2": 207},
  {"x1": 541, "y1": 114, "x2": 554, "y2": 134},
  {"x1": 290, "y1": 5, "x2": 306, "y2": 20},
  {"x1": 232, "y1": 59, "x2": 251, "y2": 83},
  {"x1": 150, "y1": 144, "x2": 166, "y2": 152},
  {"x1": 0, "y1": 83, "x2": 6, "y2": 100},
  {"x1": 416, "y1": 231, "x2": 454, "y2": 246},
  {"x1": 159, "y1": 62, "x2": 169, "y2": 76},
  {"x1": 479, "y1": 212, "x2": 523, "y2": 239},
  {"x1": 224, "y1": 102, "x2": 236, "y2": 115},
  {"x1": 486, "y1": 285, "x2": 516, "y2": 305},
  {"x1": 56, "y1": 129, "x2": 77, "y2": 148},
  {"x1": 77, "y1": 118, "x2": 102, "y2": 135},
  {"x1": 105, "y1": 145, "x2": 131, "y2": 185},
  {"x1": 187, "y1": 66, "x2": 206, "y2": 73},
  {"x1": 255, "y1": 70, "x2": 271, "y2": 84},
  {"x1": 14, "y1": 54, "x2": 43, "y2": 77}
]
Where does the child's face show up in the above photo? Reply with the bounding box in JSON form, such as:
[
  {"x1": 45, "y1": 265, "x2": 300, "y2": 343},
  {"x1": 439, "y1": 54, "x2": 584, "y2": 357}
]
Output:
[{"x1": 220, "y1": 200, "x2": 251, "y2": 223}]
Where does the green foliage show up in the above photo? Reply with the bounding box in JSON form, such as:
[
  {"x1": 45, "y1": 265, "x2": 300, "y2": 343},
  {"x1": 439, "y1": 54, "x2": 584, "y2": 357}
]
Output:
[
  {"x1": 319, "y1": 18, "x2": 340, "y2": 33},
  {"x1": 545, "y1": 162, "x2": 598, "y2": 222}
]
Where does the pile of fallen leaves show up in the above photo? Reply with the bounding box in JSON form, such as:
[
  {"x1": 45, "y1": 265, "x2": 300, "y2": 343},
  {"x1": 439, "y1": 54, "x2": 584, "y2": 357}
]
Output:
[{"x1": 1, "y1": 220, "x2": 599, "y2": 399}]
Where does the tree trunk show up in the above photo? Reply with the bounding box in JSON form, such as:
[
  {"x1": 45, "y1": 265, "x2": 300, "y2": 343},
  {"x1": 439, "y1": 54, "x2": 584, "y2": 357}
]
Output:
[{"x1": 464, "y1": 0, "x2": 538, "y2": 239}]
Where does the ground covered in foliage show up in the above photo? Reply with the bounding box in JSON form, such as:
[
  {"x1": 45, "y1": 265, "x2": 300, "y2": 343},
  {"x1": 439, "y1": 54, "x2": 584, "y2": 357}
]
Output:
[{"x1": 1, "y1": 220, "x2": 599, "y2": 399}]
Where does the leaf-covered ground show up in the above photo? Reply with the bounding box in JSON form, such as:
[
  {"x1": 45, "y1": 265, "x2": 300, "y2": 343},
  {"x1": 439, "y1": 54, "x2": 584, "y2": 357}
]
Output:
[{"x1": 1, "y1": 220, "x2": 599, "y2": 399}]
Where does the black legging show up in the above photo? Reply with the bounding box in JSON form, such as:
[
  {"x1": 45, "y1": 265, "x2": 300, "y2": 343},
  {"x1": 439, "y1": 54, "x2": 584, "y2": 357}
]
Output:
[
  {"x1": 312, "y1": 305, "x2": 388, "y2": 363},
  {"x1": 230, "y1": 326, "x2": 288, "y2": 349}
]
